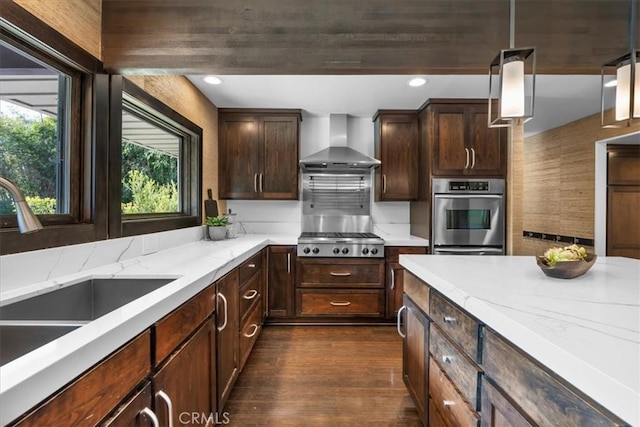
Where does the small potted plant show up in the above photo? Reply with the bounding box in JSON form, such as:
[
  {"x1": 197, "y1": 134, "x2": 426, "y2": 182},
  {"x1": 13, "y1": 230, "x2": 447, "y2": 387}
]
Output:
[{"x1": 205, "y1": 215, "x2": 229, "y2": 241}]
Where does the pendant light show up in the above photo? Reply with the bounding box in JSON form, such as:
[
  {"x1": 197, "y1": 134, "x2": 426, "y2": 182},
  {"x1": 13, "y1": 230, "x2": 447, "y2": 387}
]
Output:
[
  {"x1": 601, "y1": 0, "x2": 638, "y2": 127},
  {"x1": 488, "y1": 0, "x2": 536, "y2": 128}
]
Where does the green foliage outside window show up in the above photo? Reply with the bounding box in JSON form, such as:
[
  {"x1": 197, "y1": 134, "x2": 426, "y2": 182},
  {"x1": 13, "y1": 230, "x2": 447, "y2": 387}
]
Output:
[{"x1": 121, "y1": 169, "x2": 178, "y2": 214}]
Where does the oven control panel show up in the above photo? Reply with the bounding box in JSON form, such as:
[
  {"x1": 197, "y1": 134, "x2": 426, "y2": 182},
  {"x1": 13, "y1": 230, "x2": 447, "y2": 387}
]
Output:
[
  {"x1": 448, "y1": 181, "x2": 489, "y2": 191},
  {"x1": 298, "y1": 243, "x2": 384, "y2": 258}
]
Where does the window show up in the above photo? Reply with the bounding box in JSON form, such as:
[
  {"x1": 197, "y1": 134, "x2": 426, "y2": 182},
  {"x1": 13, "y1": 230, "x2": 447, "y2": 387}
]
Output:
[
  {"x1": 0, "y1": 38, "x2": 75, "y2": 219},
  {"x1": 109, "y1": 77, "x2": 202, "y2": 237}
]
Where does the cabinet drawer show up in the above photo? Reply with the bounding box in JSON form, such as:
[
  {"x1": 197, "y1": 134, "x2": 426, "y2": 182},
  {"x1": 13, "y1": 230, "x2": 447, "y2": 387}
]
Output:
[
  {"x1": 102, "y1": 381, "x2": 154, "y2": 427},
  {"x1": 239, "y1": 252, "x2": 262, "y2": 285},
  {"x1": 429, "y1": 357, "x2": 479, "y2": 427},
  {"x1": 297, "y1": 259, "x2": 384, "y2": 288},
  {"x1": 430, "y1": 324, "x2": 481, "y2": 409},
  {"x1": 239, "y1": 273, "x2": 262, "y2": 323},
  {"x1": 155, "y1": 285, "x2": 216, "y2": 365},
  {"x1": 239, "y1": 299, "x2": 262, "y2": 369},
  {"x1": 429, "y1": 397, "x2": 450, "y2": 427},
  {"x1": 385, "y1": 246, "x2": 428, "y2": 262},
  {"x1": 296, "y1": 289, "x2": 384, "y2": 317},
  {"x1": 430, "y1": 291, "x2": 480, "y2": 362},
  {"x1": 482, "y1": 328, "x2": 625, "y2": 427}
]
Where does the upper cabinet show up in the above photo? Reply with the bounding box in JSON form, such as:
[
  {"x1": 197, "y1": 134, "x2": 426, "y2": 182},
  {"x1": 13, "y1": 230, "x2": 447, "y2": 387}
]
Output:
[
  {"x1": 373, "y1": 111, "x2": 419, "y2": 201},
  {"x1": 427, "y1": 100, "x2": 507, "y2": 177},
  {"x1": 219, "y1": 109, "x2": 302, "y2": 200}
]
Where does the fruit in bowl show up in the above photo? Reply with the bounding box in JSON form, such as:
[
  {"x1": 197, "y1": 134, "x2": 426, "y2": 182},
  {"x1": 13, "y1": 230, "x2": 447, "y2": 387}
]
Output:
[{"x1": 536, "y1": 244, "x2": 597, "y2": 279}]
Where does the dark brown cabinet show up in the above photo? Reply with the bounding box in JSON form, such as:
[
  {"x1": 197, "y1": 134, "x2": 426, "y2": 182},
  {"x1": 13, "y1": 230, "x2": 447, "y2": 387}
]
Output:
[
  {"x1": 218, "y1": 109, "x2": 301, "y2": 200},
  {"x1": 428, "y1": 100, "x2": 506, "y2": 177},
  {"x1": 607, "y1": 145, "x2": 640, "y2": 259},
  {"x1": 238, "y1": 251, "x2": 265, "y2": 370},
  {"x1": 385, "y1": 246, "x2": 428, "y2": 319},
  {"x1": 152, "y1": 322, "x2": 216, "y2": 427},
  {"x1": 267, "y1": 245, "x2": 296, "y2": 319},
  {"x1": 102, "y1": 382, "x2": 155, "y2": 427},
  {"x1": 373, "y1": 111, "x2": 419, "y2": 201},
  {"x1": 400, "y1": 295, "x2": 429, "y2": 426},
  {"x1": 216, "y1": 270, "x2": 239, "y2": 412}
]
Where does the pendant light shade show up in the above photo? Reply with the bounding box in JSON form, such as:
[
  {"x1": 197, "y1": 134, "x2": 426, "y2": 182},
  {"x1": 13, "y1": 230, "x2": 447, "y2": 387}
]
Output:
[
  {"x1": 602, "y1": 50, "x2": 640, "y2": 125},
  {"x1": 488, "y1": 47, "x2": 536, "y2": 128}
]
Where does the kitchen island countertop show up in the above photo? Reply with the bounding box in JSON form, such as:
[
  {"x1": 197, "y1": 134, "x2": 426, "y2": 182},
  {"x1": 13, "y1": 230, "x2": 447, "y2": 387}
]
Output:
[{"x1": 399, "y1": 254, "x2": 640, "y2": 426}]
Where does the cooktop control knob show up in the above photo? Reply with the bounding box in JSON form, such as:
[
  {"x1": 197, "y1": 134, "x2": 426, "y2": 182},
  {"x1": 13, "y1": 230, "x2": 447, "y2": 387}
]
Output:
[
  {"x1": 371, "y1": 248, "x2": 378, "y2": 255},
  {"x1": 303, "y1": 247, "x2": 311, "y2": 254},
  {"x1": 333, "y1": 247, "x2": 340, "y2": 254},
  {"x1": 312, "y1": 247, "x2": 320, "y2": 254},
  {"x1": 342, "y1": 247, "x2": 349, "y2": 254},
  {"x1": 362, "y1": 248, "x2": 369, "y2": 255}
]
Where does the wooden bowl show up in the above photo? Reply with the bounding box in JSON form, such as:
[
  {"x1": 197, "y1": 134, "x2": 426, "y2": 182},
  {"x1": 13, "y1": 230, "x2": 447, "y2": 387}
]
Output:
[{"x1": 536, "y1": 254, "x2": 597, "y2": 279}]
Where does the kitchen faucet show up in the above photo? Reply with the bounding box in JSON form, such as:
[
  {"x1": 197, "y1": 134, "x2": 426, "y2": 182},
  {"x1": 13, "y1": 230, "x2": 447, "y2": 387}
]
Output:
[{"x1": 0, "y1": 177, "x2": 43, "y2": 233}]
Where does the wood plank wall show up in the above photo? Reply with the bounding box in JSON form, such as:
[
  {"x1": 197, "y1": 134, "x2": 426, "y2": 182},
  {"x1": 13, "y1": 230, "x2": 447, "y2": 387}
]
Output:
[
  {"x1": 13, "y1": 0, "x2": 102, "y2": 59},
  {"x1": 124, "y1": 76, "x2": 223, "y2": 220},
  {"x1": 507, "y1": 121, "x2": 524, "y2": 255},
  {"x1": 516, "y1": 112, "x2": 640, "y2": 255}
]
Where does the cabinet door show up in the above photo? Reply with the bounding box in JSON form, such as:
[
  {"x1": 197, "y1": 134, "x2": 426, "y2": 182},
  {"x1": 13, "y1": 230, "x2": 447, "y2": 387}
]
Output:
[
  {"x1": 153, "y1": 322, "x2": 216, "y2": 427},
  {"x1": 401, "y1": 295, "x2": 429, "y2": 425},
  {"x1": 260, "y1": 115, "x2": 299, "y2": 200},
  {"x1": 267, "y1": 246, "x2": 295, "y2": 318},
  {"x1": 216, "y1": 270, "x2": 240, "y2": 411},
  {"x1": 467, "y1": 105, "x2": 506, "y2": 176},
  {"x1": 385, "y1": 247, "x2": 428, "y2": 319},
  {"x1": 102, "y1": 382, "x2": 156, "y2": 427},
  {"x1": 481, "y1": 378, "x2": 534, "y2": 427},
  {"x1": 219, "y1": 114, "x2": 261, "y2": 199},
  {"x1": 432, "y1": 105, "x2": 468, "y2": 176},
  {"x1": 377, "y1": 114, "x2": 419, "y2": 201}
]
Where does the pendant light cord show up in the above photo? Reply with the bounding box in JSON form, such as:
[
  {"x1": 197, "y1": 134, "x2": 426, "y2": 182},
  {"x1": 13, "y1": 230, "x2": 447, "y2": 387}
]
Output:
[
  {"x1": 628, "y1": 0, "x2": 636, "y2": 51},
  {"x1": 509, "y1": 0, "x2": 515, "y2": 49}
]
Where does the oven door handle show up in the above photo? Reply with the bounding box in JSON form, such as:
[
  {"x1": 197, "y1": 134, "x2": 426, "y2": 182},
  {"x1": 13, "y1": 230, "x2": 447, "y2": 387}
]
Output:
[
  {"x1": 433, "y1": 247, "x2": 503, "y2": 255},
  {"x1": 434, "y1": 194, "x2": 503, "y2": 199}
]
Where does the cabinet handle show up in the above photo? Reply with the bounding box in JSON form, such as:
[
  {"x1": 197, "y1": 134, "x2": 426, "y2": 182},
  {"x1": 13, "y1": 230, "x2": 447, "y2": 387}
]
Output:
[
  {"x1": 442, "y1": 355, "x2": 454, "y2": 364},
  {"x1": 248, "y1": 263, "x2": 256, "y2": 268},
  {"x1": 397, "y1": 305, "x2": 407, "y2": 338},
  {"x1": 254, "y1": 173, "x2": 258, "y2": 193},
  {"x1": 470, "y1": 147, "x2": 476, "y2": 169},
  {"x1": 287, "y1": 253, "x2": 291, "y2": 273},
  {"x1": 243, "y1": 289, "x2": 258, "y2": 300},
  {"x1": 156, "y1": 390, "x2": 174, "y2": 427},
  {"x1": 258, "y1": 173, "x2": 263, "y2": 192},
  {"x1": 443, "y1": 400, "x2": 455, "y2": 407},
  {"x1": 330, "y1": 301, "x2": 351, "y2": 306},
  {"x1": 443, "y1": 316, "x2": 457, "y2": 324},
  {"x1": 330, "y1": 272, "x2": 351, "y2": 277},
  {"x1": 244, "y1": 324, "x2": 259, "y2": 338},
  {"x1": 217, "y1": 293, "x2": 228, "y2": 332},
  {"x1": 390, "y1": 268, "x2": 395, "y2": 290},
  {"x1": 382, "y1": 174, "x2": 387, "y2": 193},
  {"x1": 139, "y1": 407, "x2": 160, "y2": 427},
  {"x1": 464, "y1": 148, "x2": 470, "y2": 169}
]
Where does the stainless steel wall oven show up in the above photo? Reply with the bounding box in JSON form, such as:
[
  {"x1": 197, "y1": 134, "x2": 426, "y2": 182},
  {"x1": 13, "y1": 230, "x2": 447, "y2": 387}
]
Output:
[{"x1": 432, "y1": 178, "x2": 505, "y2": 255}]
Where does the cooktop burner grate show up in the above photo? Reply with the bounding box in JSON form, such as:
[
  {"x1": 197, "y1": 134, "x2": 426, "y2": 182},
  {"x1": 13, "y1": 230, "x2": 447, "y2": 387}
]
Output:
[{"x1": 299, "y1": 232, "x2": 380, "y2": 239}]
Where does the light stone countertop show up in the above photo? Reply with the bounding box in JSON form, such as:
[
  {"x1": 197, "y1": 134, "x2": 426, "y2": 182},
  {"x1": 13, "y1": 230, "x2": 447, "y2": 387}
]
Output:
[
  {"x1": 0, "y1": 232, "x2": 427, "y2": 426},
  {"x1": 399, "y1": 254, "x2": 640, "y2": 426}
]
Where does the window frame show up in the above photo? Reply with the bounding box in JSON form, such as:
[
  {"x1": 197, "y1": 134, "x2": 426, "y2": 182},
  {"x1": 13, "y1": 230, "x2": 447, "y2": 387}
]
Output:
[
  {"x1": 0, "y1": 4, "x2": 107, "y2": 255},
  {"x1": 108, "y1": 76, "x2": 202, "y2": 238}
]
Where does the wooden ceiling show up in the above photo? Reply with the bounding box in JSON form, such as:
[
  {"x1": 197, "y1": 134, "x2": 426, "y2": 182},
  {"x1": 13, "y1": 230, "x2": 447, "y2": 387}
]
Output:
[{"x1": 102, "y1": 0, "x2": 640, "y2": 75}]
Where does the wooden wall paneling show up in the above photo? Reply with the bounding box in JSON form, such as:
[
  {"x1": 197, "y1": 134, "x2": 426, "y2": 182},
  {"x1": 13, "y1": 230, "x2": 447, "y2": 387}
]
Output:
[
  {"x1": 507, "y1": 121, "x2": 523, "y2": 255},
  {"x1": 13, "y1": 0, "x2": 102, "y2": 59}
]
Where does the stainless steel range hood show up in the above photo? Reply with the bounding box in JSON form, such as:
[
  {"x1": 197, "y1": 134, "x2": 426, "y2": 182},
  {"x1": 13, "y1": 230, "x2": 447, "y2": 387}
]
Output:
[{"x1": 299, "y1": 114, "x2": 381, "y2": 170}]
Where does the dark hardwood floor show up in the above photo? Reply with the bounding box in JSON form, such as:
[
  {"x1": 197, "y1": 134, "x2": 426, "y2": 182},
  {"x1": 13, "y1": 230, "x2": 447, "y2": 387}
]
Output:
[{"x1": 225, "y1": 325, "x2": 422, "y2": 426}]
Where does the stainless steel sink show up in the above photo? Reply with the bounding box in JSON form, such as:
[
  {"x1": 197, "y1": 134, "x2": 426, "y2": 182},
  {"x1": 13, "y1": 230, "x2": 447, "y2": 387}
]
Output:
[
  {"x1": 0, "y1": 277, "x2": 176, "y2": 322},
  {"x1": 0, "y1": 321, "x2": 84, "y2": 366},
  {"x1": 0, "y1": 277, "x2": 176, "y2": 365}
]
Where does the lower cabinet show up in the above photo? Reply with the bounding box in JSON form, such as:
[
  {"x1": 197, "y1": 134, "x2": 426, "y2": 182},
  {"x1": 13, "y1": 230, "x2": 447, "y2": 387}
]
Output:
[
  {"x1": 385, "y1": 246, "x2": 428, "y2": 319},
  {"x1": 267, "y1": 245, "x2": 296, "y2": 319},
  {"x1": 216, "y1": 270, "x2": 240, "y2": 412},
  {"x1": 102, "y1": 382, "x2": 155, "y2": 427}
]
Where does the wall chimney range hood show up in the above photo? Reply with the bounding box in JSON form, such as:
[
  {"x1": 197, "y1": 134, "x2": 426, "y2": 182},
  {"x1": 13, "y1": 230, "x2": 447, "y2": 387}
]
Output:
[{"x1": 299, "y1": 114, "x2": 381, "y2": 170}]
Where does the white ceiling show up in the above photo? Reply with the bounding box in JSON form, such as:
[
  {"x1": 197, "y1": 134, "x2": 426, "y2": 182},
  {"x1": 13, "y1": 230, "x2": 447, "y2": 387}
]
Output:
[{"x1": 188, "y1": 75, "x2": 611, "y2": 137}]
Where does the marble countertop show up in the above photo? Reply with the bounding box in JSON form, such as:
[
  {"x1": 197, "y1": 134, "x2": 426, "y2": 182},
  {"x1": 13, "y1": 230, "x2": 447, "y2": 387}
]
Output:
[
  {"x1": 399, "y1": 255, "x2": 640, "y2": 426},
  {"x1": 0, "y1": 231, "x2": 427, "y2": 425}
]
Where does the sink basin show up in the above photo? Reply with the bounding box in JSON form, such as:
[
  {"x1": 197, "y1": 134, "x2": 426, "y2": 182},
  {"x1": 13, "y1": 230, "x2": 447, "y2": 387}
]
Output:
[
  {"x1": 0, "y1": 322, "x2": 84, "y2": 366},
  {"x1": 0, "y1": 277, "x2": 176, "y2": 322}
]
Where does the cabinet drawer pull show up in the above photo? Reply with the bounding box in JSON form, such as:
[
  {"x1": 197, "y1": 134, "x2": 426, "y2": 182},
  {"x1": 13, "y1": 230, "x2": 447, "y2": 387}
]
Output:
[
  {"x1": 330, "y1": 272, "x2": 351, "y2": 277},
  {"x1": 464, "y1": 148, "x2": 470, "y2": 169},
  {"x1": 243, "y1": 289, "x2": 258, "y2": 300},
  {"x1": 390, "y1": 268, "x2": 396, "y2": 290},
  {"x1": 248, "y1": 263, "x2": 256, "y2": 268},
  {"x1": 329, "y1": 301, "x2": 351, "y2": 306},
  {"x1": 244, "y1": 324, "x2": 259, "y2": 338},
  {"x1": 442, "y1": 355, "x2": 454, "y2": 364},
  {"x1": 139, "y1": 407, "x2": 160, "y2": 427},
  {"x1": 397, "y1": 305, "x2": 407, "y2": 338},
  {"x1": 156, "y1": 390, "x2": 174, "y2": 427},
  {"x1": 443, "y1": 399, "x2": 455, "y2": 407},
  {"x1": 217, "y1": 293, "x2": 228, "y2": 332},
  {"x1": 443, "y1": 316, "x2": 457, "y2": 324}
]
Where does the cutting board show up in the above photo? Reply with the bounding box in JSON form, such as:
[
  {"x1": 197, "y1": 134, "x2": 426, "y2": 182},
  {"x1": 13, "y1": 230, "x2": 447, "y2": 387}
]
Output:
[{"x1": 205, "y1": 189, "x2": 218, "y2": 218}]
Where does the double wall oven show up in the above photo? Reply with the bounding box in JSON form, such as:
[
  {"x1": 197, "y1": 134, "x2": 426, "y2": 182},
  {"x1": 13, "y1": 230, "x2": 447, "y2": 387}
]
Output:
[{"x1": 432, "y1": 178, "x2": 505, "y2": 255}]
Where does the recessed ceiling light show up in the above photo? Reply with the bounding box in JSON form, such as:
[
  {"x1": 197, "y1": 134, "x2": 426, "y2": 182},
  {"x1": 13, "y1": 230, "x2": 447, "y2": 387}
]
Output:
[
  {"x1": 204, "y1": 76, "x2": 222, "y2": 85},
  {"x1": 408, "y1": 77, "x2": 427, "y2": 87},
  {"x1": 604, "y1": 79, "x2": 617, "y2": 88}
]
